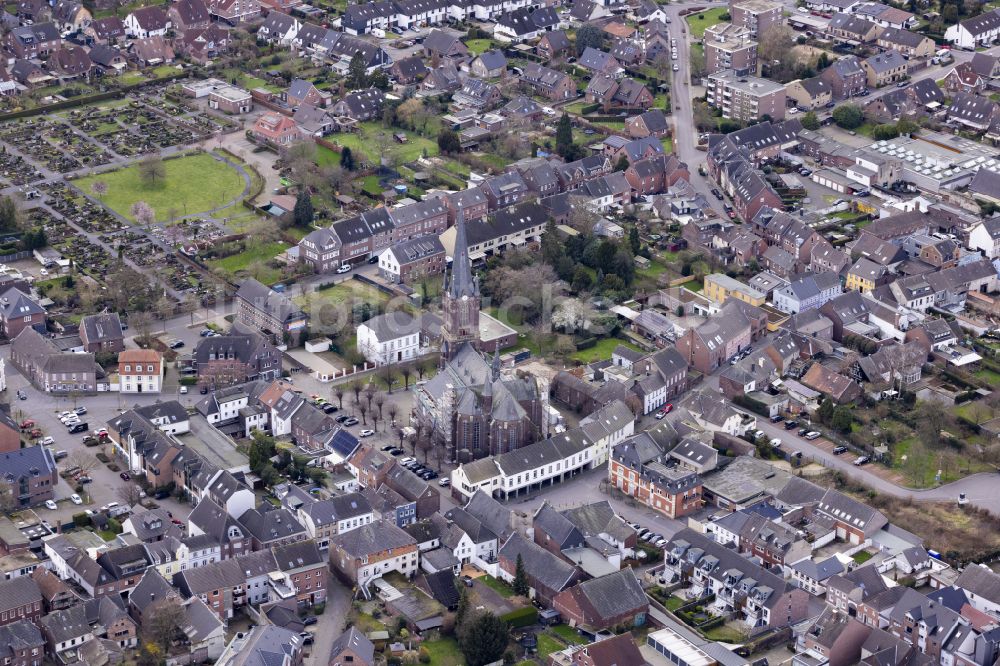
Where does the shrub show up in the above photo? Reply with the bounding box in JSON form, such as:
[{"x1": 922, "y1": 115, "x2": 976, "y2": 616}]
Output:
[
  {"x1": 419, "y1": 647, "x2": 430, "y2": 664},
  {"x1": 500, "y1": 606, "x2": 538, "y2": 628},
  {"x1": 73, "y1": 513, "x2": 91, "y2": 528}
]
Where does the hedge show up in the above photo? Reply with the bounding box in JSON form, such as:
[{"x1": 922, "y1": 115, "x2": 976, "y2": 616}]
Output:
[{"x1": 501, "y1": 606, "x2": 538, "y2": 628}]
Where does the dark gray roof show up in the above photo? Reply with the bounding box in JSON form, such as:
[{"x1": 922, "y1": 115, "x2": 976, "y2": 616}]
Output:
[
  {"x1": 446, "y1": 213, "x2": 476, "y2": 299},
  {"x1": 238, "y1": 506, "x2": 307, "y2": 543},
  {"x1": 499, "y1": 532, "x2": 578, "y2": 592},
  {"x1": 475, "y1": 49, "x2": 507, "y2": 71},
  {"x1": 0, "y1": 576, "x2": 41, "y2": 615},
  {"x1": 330, "y1": 520, "x2": 416, "y2": 557},
  {"x1": 330, "y1": 627, "x2": 375, "y2": 665},
  {"x1": 301, "y1": 492, "x2": 372, "y2": 527},
  {"x1": 0, "y1": 287, "x2": 44, "y2": 321},
  {"x1": 955, "y1": 564, "x2": 1000, "y2": 605},
  {"x1": 273, "y1": 539, "x2": 324, "y2": 571},
  {"x1": 39, "y1": 604, "x2": 89, "y2": 644},
  {"x1": 563, "y1": 567, "x2": 647, "y2": 622},
  {"x1": 236, "y1": 278, "x2": 306, "y2": 325},
  {"x1": 225, "y1": 625, "x2": 302, "y2": 666},
  {"x1": 0, "y1": 445, "x2": 55, "y2": 487},
  {"x1": 0, "y1": 620, "x2": 43, "y2": 660}
]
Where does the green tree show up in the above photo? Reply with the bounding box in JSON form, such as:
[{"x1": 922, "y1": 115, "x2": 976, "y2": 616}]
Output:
[
  {"x1": 831, "y1": 104, "x2": 864, "y2": 130},
  {"x1": 555, "y1": 113, "x2": 573, "y2": 158},
  {"x1": 438, "y1": 129, "x2": 461, "y2": 154},
  {"x1": 347, "y1": 52, "x2": 368, "y2": 89},
  {"x1": 896, "y1": 118, "x2": 919, "y2": 136},
  {"x1": 817, "y1": 397, "x2": 834, "y2": 425},
  {"x1": 340, "y1": 146, "x2": 356, "y2": 170},
  {"x1": 831, "y1": 406, "x2": 853, "y2": 433},
  {"x1": 872, "y1": 123, "x2": 900, "y2": 140},
  {"x1": 800, "y1": 111, "x2": 820, "y2": 130},
  {"x1": 458, "y1": 612, "x2": 509, "y2": 666},
  {"x1": 0, "y1": 196, "x2": 19, "y2": 232},
  {"x1": 293, "y1": 190, "x2": 314, "y2": 228},
  {"x1": 512, "y1": 554, "x2": 530, "y2": 596},
  {"x1": 628, "y1": 225, "x2": 641, "y2": 256},
  {"x1": 572, "y1": 266, "x2": 593, "y2": 292},
  {"x1": 615, "y1": 154, "x2": 631, "y2": 172},
  {"x1": 575, "y1": 24, "x2": 604, "y2": 56},
  {"x1": 249, "y1": 431, "x2": 276, "y2": 473}
]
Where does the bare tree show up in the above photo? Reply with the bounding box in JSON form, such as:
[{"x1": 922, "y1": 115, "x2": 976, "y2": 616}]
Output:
[
  {"x1": 372, "y1": 411, "x2": 382, "y2": 433},
  {"x1": 66, "y1": 450, "x2": 99, "y2": 477},
  {"x1": 400, "y1": 363, "x2": 413, "y2": 390},
  {"x1": 0, "y1": 479, "x2": 17, "y2": 514},
  {"x1": 416, "y1": 359, "x2": 431, "y2": 381},
  {"x1": 358, "y1": 401, "x2": 369, "y2": 426},
  {"x1": 396, "y1": 426, "x2": 406, "y2": 450},
  {"x1": 417, "y1": 430, "x2": 433, "y2": 463},
  {"x1": 387, "y1": 403, "x2": 399, "y2": 427},
  {"x1": 379, "y1": 362, "x2": 396, "y2": 394},
  {"x1": 364, "y1": 384, "x2": 376, "y2": 410},
  {"x1": 350, "y1": 382, "x2": 363, "y2": 407},
  {"x1": 129, "y1": 201, "x2": 156, "y2": 228},
  {"x1": 374, "y1": 393, "x2": 385, "y2": 420},
  {"x1": 91, "y1": 181, "x2": 108, "y2": 201},
  {"x1": 351, "y1": 396, "x2": 361, "y2": 418},
  {"x1": 144, "y1": 598, "x2": 185, "y2": 652},
  {"x1": 334, "y1": 386, "x2": 345, "y2": 410},
  {"x1": 138, "y1": 155, "x2": 167, "y2": 187},
  {"x1": 116, "y1": 483, "x2": 144, "y2": 508}
]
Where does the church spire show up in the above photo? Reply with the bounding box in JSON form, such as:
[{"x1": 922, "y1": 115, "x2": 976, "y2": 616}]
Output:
[
  {"x1": 449, "y1": 207, "x2": 477, "y2": 300},
  {"x1": 491, "y1": 348, "x2": 500, "y2": 381}
]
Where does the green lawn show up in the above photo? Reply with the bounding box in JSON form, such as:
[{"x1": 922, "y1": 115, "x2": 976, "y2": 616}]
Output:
[
  {"x1": 480, "y1": 575, "x2": 515, "y2": 598},
  {"x1": 75, "y1": 153, "x2": 245, "y2": 223},
  {"x1": 702, "y1": 624, "x2": 745, "y2": 643},
  {"x1": 852, "y1": 550, "x2": 874, "y2": 564},
  {"x1": 571, "y1": 337, "x2": 643, "y2": 363},
  {"x1": 548, "y1": 625, "x2": 586, "y2": 644},
  {"x1": 207, "y1": 241, "x2": 287, "y2": 284},
  {"x1": 661, "y1": 136, "x2": 674, "y2": 153},
  {"x1": 422, "y1": 638, "x2": 464, "y2": 666},
  {"x1": 974, "y1": 367, "x2": 1000, "y2": 384},
  {"x1": 665, "y1": 595, "x2": 686, "y2": 612},
  {"x1": 563, "y1": 101, "x2": 591, "y2": 115},
  {"x1": 321, "y1": 121, "x2": 439, "y2": 164},
  {"x1": 316, "y1": 145, "x2": 342, "y2": 168},
  {"x1": 685, "y1": 8, "x2": 728, "y2": 37},
  {"x1": 465, "y1": 38, "x2": 495, "y2": 55},
  {"x1": 537, "y1": 633, "x2": 564, "y2": 658},
  {"x1": 637, "y1": 259, "x2": 671, "y2": 280}
]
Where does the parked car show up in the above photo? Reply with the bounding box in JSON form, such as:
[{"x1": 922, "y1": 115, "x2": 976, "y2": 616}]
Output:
[
  {"x1": 711, "y1": 188, "x2": 724, "y2": 200},
  {"x1": 119, "y1": 472, "x2": 130, "y2": 481},
  {"x1": 19, "y1": 420, "x2": 34, "y2": 430},
  {"x1": 832, "y1": 446, "x2": 848, "y2": 455},
  {"x1": 179, "y1": 386, "x2": 188, "y2": 394},
  {"x1": 70, "y1": 494, "x2": 82, "y2": 505},
  {"x1": 343, "y1": 418, "x2": 359, "y2": 427},
  {"x1": 853, "y1": 456, "x2": 870, "y2": 466},
  {"x1": 38, "y1": 436, "x2": 54, "y2": 447},
  {"x1": 784, "y1": 420, "x2": 798, "y2": 430},
  {"x1": 958, "y1": 492, "x2": 968, "y2": 506},
  {"x1": 804, "y1": 431, "x2": 821, "y2": 440},
  {"x1": 69, "y1": 423, "x2": 88, "y2": 434},
  {"x1": 74, "y1": 406, "x2": 87, "y2": 415},
  {"x1": 44, "y1": 500, "x2": 57, "y2": 510},
  {"x1": 53, "y1": 450, "x2": 67, "y2": 461},
  {"x1": 439, "y1": 478, "x2": 451, "y2": 487},
  {"x1": 336, "y1": 415, "x2": 350, "y2": 423},
  {"x1": 336, "y1": 264, "x2": 351, "y2": 274},
  {"x1": 359, "y1": 429, "x2": 375, "y2": 437}
]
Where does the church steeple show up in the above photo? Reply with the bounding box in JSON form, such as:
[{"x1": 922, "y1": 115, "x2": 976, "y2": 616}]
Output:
[
  {"x1": 440, "y1": 206, "x2": 481, "y2": 364},
  {"x1": 448, "y1": 208, "x2": 477, "y2": 299}
]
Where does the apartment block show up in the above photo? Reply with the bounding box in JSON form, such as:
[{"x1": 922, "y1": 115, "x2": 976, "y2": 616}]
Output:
[
  {"x1": 706, "y1": 72, "x2": 786, "y2": 122},
  {"x1": 704, "y1": 23, "x2": 758, "y2": 75},
  {"x1": 730, "y1": 0, "x2": 782, "y2": 38}
]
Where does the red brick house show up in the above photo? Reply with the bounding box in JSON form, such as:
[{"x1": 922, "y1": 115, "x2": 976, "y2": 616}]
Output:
[
  {"x1": 251, "y1": 112, "x2": 302, "y2": 146},
  {"x1": 274, "y1": 541, "x2": 327, "y2": 606},
  {"x1": 0, "y1": 577, "x2": 42, "y2": 627},
  {"x1": 552, "y1": 568, "x2": 649, "y2": 631},
  {"x1": 0, "y1": 288, "x2": 46, "y2": 341}
]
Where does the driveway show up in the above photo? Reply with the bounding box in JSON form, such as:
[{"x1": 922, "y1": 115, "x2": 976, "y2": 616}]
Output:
[{"x1": 305, "y1": 578, "x2": 352, "y2": 665}]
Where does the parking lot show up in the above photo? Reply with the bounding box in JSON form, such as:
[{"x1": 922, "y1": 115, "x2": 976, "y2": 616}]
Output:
[{"x1": 4, "y1": 349, "x2": 194, "y2": 530}]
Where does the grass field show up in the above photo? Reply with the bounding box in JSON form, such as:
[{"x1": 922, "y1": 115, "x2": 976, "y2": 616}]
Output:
[
  {"x1": 571, "y1": 337, "x2": 643, "y2": 363},
  {"x1": 548, "y1": 625, "x2": 586, "y2": 644},
  {"x1": 480, "y1": 575, "x2": 515, "y2": 598},
  {"x1": 685, "y1": 7, "x2": 728, "y2": 37},
  {"x1": 207, "y1": 241, "x2": 287, "y2": 284},
  {"x1": 320, "y1": 121, "x2": 439, "y2": 164},
  {"x1": 76, "y1": 153, "x2": 245, "y2": 223},
  {"x1": 536, "y1": 634, "x2": 564, "y2": 658},
  {"x1": 422, "y1": 638, "x2": 464, "y2": 666},
  {"x1": 465, "y1": 38, "x2": 495, "y2": 55}
]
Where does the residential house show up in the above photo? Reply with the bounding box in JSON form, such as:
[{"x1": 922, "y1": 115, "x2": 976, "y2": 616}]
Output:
[
  {"x1": 193, "y1": 322, "x2": 280, "y2": 389},
  {"x1": 124, "y1": 6, "x2": 170, "y2": 38},
  {"x1": 553, "y1": 568, "x2": 649, "y2": 631},
  {"x1": 827, "y1": 12, "x2": 880, "y2": 43},
  {"x1": 470, "y1": 49, "x2": 507, "y2": 78},
  {"x1": 328, "y1": 521, "x2": 419, "y2": 586},
  {"x1": 331, "y1": 88, "x2": 385, "y2": 121},
  {"x1": 785, "y1": 76, "x2": 834, "y2": 110},
  {"x1": 862, "y1": 50, "x2": 908, "y2": 88},
  {"x1": 519, "y1": 63, "x2": 577, "y2": 101},
  {"x1": 609, "y1": 433, "x2": 703, "y2": 519},
  {"x1": 820, "y1": 56, "x2": 867, "y2": 99},
  {"x1": 10, "y1": 328, "x2": 105, "y2": 394},
  {"x1": 943, "y1": 62, "x2": 986, "y2": 94},
  {"x1": 251, "y1": 112, "x2": 302, "y2": 146},
  {"x1": 945, "y1": 8, "x2": 1000, "y2": 49},
  {"x1": 118, "y1": 349, "x2": 163, "y2": 394},
  {"x1": 536, "y1": 30, "x2": 570, "y2": 60},
  {"x1": 876, "y1": 27, "x2": 934, "y2": 58},
  {"x1": 79, "y1": 312, "x2": 124, "y2": 353},
  {"x1": 168, "y1": 0, "x2": 210, "y2": 31},
  {"x1": 0, "y1": 288, "x2": 46, "y2": 341},
  {"x1": 0, "y1": 577, "x2": 42, "y2": 627},
  {"x1": 497, "y1": 532, "x2": 581, "y2": 605},
  {"x1": 235, "y1": 278, "x2": 309, "y2": 347}
]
